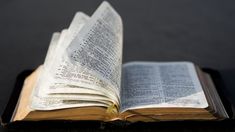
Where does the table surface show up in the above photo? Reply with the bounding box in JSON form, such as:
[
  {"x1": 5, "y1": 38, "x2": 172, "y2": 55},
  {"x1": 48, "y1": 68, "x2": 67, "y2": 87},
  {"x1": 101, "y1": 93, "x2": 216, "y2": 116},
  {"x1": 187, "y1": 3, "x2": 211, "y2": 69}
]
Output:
[{"x1": 0, "y1": 0, "x2": 235, "y2": 131}]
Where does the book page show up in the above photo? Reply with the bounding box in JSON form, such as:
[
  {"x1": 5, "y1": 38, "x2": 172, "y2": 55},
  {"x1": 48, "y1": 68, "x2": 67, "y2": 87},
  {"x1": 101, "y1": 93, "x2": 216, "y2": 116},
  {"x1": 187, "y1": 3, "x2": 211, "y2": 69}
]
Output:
[
  {"x1": 31, "y1": 2, "x2": 123, "y2": 110},
  {"x1": 66, "y1": 1, "x2": 123, "y2": 91},
  {"x1": 120, "y1": 62, "x2": 208, "y2": 112},
  {"x1": 31, "y1": 11, "x2": 118, "y2": 110}
]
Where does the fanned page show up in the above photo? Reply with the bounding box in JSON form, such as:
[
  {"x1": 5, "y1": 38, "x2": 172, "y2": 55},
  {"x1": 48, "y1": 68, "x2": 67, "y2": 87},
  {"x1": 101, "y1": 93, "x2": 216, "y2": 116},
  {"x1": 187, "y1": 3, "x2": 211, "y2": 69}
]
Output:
[
  {"x1": 120, "y1": 62, "x2": 208, "y2": 112},
  {"x1": 66, "y1": 1, "x2": 123, "y2": 92},
  {"x1": 30, "y1": 1, "x2": 122, "y2": 111}
]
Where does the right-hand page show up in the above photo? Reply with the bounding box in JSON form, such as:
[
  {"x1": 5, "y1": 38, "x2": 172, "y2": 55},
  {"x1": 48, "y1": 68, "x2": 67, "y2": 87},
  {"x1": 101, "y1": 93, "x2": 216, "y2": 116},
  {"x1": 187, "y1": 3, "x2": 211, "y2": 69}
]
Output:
[{"x1": 120, "y1": 61, "x2": 208, "y2": 112}]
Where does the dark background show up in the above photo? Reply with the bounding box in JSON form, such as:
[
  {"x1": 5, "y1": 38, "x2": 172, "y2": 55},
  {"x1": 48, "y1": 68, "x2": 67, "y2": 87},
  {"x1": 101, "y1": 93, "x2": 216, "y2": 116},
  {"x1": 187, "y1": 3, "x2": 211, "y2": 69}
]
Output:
[{"x1": 0, "y1": 0, "x2": 235, "y2": 131}]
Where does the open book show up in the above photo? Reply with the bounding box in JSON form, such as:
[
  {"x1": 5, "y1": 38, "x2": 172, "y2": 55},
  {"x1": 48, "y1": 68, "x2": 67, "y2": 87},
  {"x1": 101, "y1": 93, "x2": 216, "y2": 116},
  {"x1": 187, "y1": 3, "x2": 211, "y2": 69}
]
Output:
[{"x1": 11, "y1": 1, "x2": 228, "y2": 123}]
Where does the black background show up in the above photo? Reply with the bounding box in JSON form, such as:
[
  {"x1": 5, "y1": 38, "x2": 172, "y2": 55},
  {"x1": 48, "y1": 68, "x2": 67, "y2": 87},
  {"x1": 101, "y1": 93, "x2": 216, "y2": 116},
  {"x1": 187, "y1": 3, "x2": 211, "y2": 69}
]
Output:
[{"x1": 0, "y1": 0, "x2": 235, "y2": 131}]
